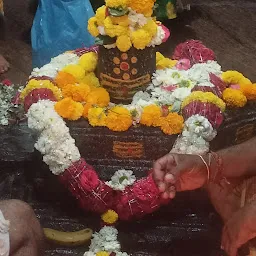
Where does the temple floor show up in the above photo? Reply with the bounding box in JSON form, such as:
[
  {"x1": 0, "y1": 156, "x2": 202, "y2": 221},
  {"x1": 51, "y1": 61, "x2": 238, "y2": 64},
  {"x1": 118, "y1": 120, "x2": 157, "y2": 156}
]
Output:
[{"x1": 0, "y1": 0, "x2": 256, "y2": 255}]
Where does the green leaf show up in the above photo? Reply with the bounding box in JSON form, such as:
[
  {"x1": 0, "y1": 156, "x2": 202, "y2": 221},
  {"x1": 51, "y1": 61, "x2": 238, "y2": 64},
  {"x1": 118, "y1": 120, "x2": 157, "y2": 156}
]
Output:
[
  {"x1": 95, "y1": 35, "x2": 116, "y2": 46},
  {"x1": 108, "y1": 7, "x2": 128, "y2": 17}
]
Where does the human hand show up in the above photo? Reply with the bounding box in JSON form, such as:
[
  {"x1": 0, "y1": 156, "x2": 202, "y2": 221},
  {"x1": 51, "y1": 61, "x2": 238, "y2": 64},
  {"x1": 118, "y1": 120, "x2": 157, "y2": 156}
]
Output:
[
  {"x1": 153, "y1": 153, "x2": 208, "y2": 199},
  {"x1": 221, "y1": 202, "x2": 256, "y2": 256}
]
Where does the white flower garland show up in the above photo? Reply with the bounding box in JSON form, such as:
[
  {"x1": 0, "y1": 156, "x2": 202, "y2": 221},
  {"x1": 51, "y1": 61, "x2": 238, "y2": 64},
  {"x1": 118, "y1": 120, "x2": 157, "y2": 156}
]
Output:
[
  {"x1": 27, "y1": 100, "x2": 80, "y2": 175},
  {"x1": 106, "y1": 169, "x2": 136, "y2": 191},
  {"x1": 84, "y1": 226, "x2": 129, "y2": 255}
]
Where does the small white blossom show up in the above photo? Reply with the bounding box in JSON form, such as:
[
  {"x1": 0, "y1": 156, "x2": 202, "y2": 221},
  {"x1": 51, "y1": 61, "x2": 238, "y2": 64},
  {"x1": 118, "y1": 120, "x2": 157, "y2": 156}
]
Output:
[{"x1": 106, "y1": 169, "x2": 136, "y2": 191}]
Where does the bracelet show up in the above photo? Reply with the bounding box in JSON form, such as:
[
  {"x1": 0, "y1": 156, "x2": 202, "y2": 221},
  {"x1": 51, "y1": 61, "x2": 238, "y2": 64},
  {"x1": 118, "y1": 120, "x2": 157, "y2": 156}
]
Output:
[
  {"x1": 196, "y1": 154, "x2": 210, "y2": 183},
  {"x1": 210, "y1": 151, "x2": 230, "y2": 186}
]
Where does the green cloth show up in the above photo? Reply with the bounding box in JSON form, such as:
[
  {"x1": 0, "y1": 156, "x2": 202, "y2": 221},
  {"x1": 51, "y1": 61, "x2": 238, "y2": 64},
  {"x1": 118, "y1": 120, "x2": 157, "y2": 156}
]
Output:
[{"x1": 154, "y1": 0, "x2": 177, "y2": 21}]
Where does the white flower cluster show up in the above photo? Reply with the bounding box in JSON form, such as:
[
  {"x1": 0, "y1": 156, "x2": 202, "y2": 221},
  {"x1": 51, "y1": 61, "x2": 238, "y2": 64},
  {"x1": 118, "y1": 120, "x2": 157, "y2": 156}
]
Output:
[
  {"x1": 128, "y1": 8, "x2": 148, "y2": 28},
  {"x1": 106, "y1": 169, "x2": 136, "y2": 191},
  {"x1": 83, "y1": 226, "x2": 129, "y2": 255},
  {"x1": 148, "y1": 25, "x2": 166, "y2": 47},
  {"x1": 171, "y1": 114, "x2": 217, "y2": 155},
  {"x1": 27, "y1": 100, "x2": 80, "y2": 175},
  {"x1": 30, "y1": 53, "x2": 79, "y2": 78}
]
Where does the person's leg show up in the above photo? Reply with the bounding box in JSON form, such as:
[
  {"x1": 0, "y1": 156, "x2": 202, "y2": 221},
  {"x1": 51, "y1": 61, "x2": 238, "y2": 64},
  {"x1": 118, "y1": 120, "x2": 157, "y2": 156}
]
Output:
[{"x1": 0, "y1": 200, "x2": 44, "y2": 256}]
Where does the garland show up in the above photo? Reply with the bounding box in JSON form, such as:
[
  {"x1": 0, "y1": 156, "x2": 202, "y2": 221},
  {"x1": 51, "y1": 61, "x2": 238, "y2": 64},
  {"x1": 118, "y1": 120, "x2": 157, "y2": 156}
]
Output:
[{"x1": 22, "y1": 40, "x2": 256, "y2": 255}]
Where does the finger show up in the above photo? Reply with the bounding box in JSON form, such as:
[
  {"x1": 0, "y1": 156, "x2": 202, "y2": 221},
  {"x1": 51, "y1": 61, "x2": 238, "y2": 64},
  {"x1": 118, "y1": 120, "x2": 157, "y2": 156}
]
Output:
[
  {"x1": 153, "y1": 155, "x2": 175, "y2": 184},
  {"x1": 158, "y1": 182, "x2": 166, "y2": 193},
  {"x1": 229, "y1": 244, "x2": 238, "y2": 256},
  {"x1": 168, "y1": 185, "x2": 176, "y2": 199},
  {"x1": 161, "y1": 192, "x2": 169, "y2": 200},
  {"x1": 164, "y1": 173, "x2": 176, "y2": 184},
  {"x1": 221, "y1": 226, "x2": 229, "y2": 253}
]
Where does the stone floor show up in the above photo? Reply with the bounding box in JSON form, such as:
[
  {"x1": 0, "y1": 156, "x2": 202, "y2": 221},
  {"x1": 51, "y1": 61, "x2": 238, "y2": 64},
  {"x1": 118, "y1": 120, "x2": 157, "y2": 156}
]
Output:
[{"x1": 0, "y1": 0, "x2": 256, "y2": 255}]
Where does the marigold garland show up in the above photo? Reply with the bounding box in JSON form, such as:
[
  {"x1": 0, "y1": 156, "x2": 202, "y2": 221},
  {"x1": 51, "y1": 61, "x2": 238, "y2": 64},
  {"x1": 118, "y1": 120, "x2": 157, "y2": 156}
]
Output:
[
  {"x1": 159, "y1": 113, "x2": 184, "y2": 135},
  {"x1": 101, "y1": 210, "x2": 119, "y2": 224},
  {"x1": 140, "y1": 105, "x2": 162, "y2": 127},
  {"x1": 222, "y1": 70, "x2": 252, "y2": 85},
  {"x1": 95, "y1": 5, "x2": 106, "y2": 26},
  {"x1": 88, "y1": 17, "x2": 100, "y2": 37},
  {"x1": 83, "y1": 103, "x2": 93, "y2": 118},
  {"x1": 54, "y1": 98, "x2": 84, "y2": 120},
  {"x1": 128, "y1": 0, "x2": 155, "y2": 16},
  {"x1": 87, "y1": 87, "x2": 110, "y2": 107},
  {"x1": 62, "y1": 64, "x2": 85, "y2": 81},
  {"x1": 104, "y1": 17, "x2": 128, "y2": 38},
  {"x1": 79, "y1": 52, "x2": 98, "y2": 73},
  {"x1": 20, "y1": 79, "x2": 62, "y2": 101},
  {"x1": 142, "y1": 19, "x2": 158, "y2": 37},
  {"x1": 131, "y1": 29, "x2": 151, "y2": 50},
  {"x1": 182, "y1": 91, "x2": 226, "y2": 112},
  {"x1": 80, "y1": 72, "x2": 101, "y2": 88},
  {"x1": 111, "y1": 15, "x2": 129, "y2": 26},
  {"x1": 222, "y1": 88, "x2": 247, "y2": 108},
  {"x1": 62, "y1": 83, "x2": 91, "y2": 102},
  {"x1": 54, "y1": 71, "x2": 77, "y2": 89},
  {"x1": 88, "y1": 107, "x2": 107, "y2": 127},
  {"x1": 156, "y1": 58, "x2": 177, "y2": 70},
  {"x1": 116, "y1": 35, "x2": 132, "y2": 52},
  {"x1": 240, "y1": 83, "x2": 256, "y2": 100},
  {"x1": 105, "y1": 0, "x2": 129, "y2": 8},
  {"x1": 105, "y1": 106, "x2": 132, "y2": 131}
]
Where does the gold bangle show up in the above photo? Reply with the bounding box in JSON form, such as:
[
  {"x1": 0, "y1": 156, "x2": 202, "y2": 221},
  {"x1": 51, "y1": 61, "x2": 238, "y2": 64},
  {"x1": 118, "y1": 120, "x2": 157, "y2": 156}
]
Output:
[{"x1": 197, "y1": 154, "x2": 210, "y2": 182}]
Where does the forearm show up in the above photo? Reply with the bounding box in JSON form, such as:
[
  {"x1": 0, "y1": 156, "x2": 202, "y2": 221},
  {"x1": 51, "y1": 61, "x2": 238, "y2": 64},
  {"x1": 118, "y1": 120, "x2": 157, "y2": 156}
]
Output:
[{"x1": 210, "y1": 136, "x2": 256, "y2": 179}]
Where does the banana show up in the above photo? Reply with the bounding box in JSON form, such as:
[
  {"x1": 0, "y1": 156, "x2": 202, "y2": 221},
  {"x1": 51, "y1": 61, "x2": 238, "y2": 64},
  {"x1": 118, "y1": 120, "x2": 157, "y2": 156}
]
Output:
[{"x1": 43, "y1": 228, "x2": 93, "y2": 247}]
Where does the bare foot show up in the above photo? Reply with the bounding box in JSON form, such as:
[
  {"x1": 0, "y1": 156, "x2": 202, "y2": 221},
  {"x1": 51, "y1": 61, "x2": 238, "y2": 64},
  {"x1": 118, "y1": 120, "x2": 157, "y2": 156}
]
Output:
[{"x1": 0, "y1": 55, "x2": 10, "y2": 74}]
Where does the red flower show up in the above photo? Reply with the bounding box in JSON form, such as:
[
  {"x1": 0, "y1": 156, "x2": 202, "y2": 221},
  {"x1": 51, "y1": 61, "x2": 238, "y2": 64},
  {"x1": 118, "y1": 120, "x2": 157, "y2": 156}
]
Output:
[
  {"x1": 80, "y1": 169, "x2": 99, "y2": 191},
  {"x1": 1, "y1": 79, "x2": 12, "y2": 86},
  {"x1": 182, "y1": 101, "x2": 224, "y2": 128},
  {"x1": 24, "y1": 88, "x2": 57, "y2": 112},
  {"x1": 173, "y1": 40, "x2": 215, "y2": 64}
]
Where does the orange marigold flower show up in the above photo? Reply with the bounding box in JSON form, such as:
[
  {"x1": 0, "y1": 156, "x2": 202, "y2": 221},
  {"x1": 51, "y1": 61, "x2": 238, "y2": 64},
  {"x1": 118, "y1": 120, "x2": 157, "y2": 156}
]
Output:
[
  {"x1": 54, "y1": 71, "x2": 77, "y2": 89},
  {"x1": 240, "y1": 83, "x2": 256, "y2": 100},
  {"x1": 222, "y1": 88, "x2": 247, "y2": 107},
  {"x1": 83, "y1": 103, "x2": 93, "y2": 118},
  {"x1": 54, "y1": 98, "x2": 84, "y2": 120},
  {"x1": 140, "y1": 105, "x2": 162, "y2": 127},
  {"x1": 87, "y1": 87, "x2": 110, "y2": 107},
  {"x1": 106, "y1": 106, "x2": 132, "y2": 131},
  {"x1": 159, "y1": 113, "x2": 184, "y2": 135},
  {"x1": 62, "y1": 83, "x2": 91, "y2": 102}
]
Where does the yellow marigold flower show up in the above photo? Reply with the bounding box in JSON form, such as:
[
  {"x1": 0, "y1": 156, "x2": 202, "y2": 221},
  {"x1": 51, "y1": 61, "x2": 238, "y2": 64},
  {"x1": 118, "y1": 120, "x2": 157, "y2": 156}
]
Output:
[
  {"x1": 87, "y1": 87, "x2": 110, "y2": 107},
  {"x1": 96, "y1": 6, "x2": 107, "y2": 26},
  {"x1": 111, "y1": 15, "x2": 129, "y2": 26},
  {"x1": 222, "y1": 70, "x2": 252, "y2": 85},
  {"x1": 140, "y1": 104, "x2": 162, "y2": 127},
  {"x1": 101, "y1": 210, "x2": 118, "y2": 224},
  {"x1": 79, "y1": 52, "x2": 98, "y2": 73},
  {"x1": 128, "y1": 0, "x2": 155, "y2": 16},
  {"x1": 55, "y1": 71, "x2": 77, "y2": 89},
  {"x1": 157, "y1": 58, "x2": 177, "y2": 70},
  {"x1": 20, "y1": 79, "x2": 62, "y2": 100},
  {"x1": 159, "y1": 113, "x2": 184, "y2": 135},
  {"x1": 80, "y1": 72, "x2": 101, "y2": 88},
  {"x1": 240, "y1": 83, "x2": 256, "y2": 100},
  {"x1": 62, "y1": 64, "x2": 85, "y2": 81},
  {"x1": 83, "y1": 103, "x2": 92, "y2": 118},
  {"x1": 55, "y1": 98, "x2": 84, "y2": 120},
  {"x1": 104, "y1": 17, "x2": 128, "y2": 38},
  {"x1": 142, "y1": 19, "x2": 158, "y2": 37},
  {"x1": 116, "y1": 35, "x2": 132, "y2": 52},
  {"x1": 222, "y1": 88, "x2": 247, "y2": 108},
  {"x1": 106, "y1": 106, "x2": 132, "y2": 131},
  {"x1": 88, "y1": 107, "x2": 107, "y2": 126},
  {"x1": 131, "y1": 29, "x2": 151, "y2": 50},
  {"x1": 62, "y1": 83, "x2": 91, "y2": 102},
  {"x1": 96, "y1": 252, "x2": 110, "y2": 256},
  {"x1": 156, "y1": 52, "x2": 165, "y2": 63},
  {"x1": 105, "y1": 0, "x2": 129, "y2": 8},
  {"x1": 182, "y1": 91, "x2": 226, "y2": 112},
  {"x1": 88, "y1": 17, "x2": 99, "y2": 37}
]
